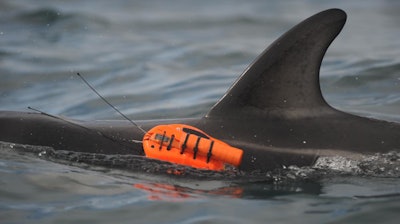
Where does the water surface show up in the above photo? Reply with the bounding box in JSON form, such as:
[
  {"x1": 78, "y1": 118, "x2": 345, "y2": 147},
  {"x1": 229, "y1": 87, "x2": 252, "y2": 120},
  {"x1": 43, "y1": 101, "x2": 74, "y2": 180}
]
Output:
[{"x1": 1, "y1": 0, "x2": 400, "y2": 223}]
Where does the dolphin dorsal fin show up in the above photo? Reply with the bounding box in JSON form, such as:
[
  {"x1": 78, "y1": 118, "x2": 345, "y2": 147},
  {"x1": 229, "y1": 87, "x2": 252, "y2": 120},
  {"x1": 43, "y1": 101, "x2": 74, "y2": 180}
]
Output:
[{"x1": 206, "y1": 9, "x2": 346, "y2": 119}]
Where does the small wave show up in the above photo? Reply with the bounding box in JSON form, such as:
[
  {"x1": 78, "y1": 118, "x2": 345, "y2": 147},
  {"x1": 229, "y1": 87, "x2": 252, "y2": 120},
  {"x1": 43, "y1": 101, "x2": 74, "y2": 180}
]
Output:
[
  {"x1": 17, "y1": 8, "x2": 68, "y2": 25},
  {"x1": 314, "y1": 152, "x2": 400, "y2": 177},
  {"x1": 2, "y1": 141, "x2": 400, "y2": 182},
  {"x1": 9, "y1": 7, "x2": 110, "y2": 44},
  {"x1": 328, "y1": 61, "x2": 400, "y2": 90},
  {"x1": 0, "y1": 141, "x2": 242, "y2": 180},
  {"x1": 16, "y1": 7, "x2": 109, "y2": 27}
]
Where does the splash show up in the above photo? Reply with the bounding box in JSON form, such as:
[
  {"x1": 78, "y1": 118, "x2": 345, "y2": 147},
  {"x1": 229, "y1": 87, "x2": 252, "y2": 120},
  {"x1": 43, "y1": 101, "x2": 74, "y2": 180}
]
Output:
[
  {"x1": 0, "y1": 141, "x2": 242, "y2": 180},
  {"x1": 2, "y1": 141, "x2": 400, "y2": 180},
  {"x1": 313, "y1": 152, "x2": 400, "y2": 177}
]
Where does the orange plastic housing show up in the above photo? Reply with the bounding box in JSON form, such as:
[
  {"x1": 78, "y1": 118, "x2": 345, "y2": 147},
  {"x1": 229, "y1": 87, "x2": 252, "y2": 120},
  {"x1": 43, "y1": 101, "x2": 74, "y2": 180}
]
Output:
[{"x1": 142, "y1": 124, "x2": 243, "y2": 171}]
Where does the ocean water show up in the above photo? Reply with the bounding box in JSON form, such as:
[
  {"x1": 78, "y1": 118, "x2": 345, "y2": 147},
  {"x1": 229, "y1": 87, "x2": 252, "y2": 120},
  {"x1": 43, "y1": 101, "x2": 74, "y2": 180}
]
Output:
[{"x1": 1, "y1": 0, "x2": 400, "y2": 223}]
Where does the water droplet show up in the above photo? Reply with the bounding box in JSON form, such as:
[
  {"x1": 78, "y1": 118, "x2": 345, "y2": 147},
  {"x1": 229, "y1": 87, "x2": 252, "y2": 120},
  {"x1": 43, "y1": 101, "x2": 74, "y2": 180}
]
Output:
[{"x1": 38, "y1": 151, "x2": 47, "y2": 157}]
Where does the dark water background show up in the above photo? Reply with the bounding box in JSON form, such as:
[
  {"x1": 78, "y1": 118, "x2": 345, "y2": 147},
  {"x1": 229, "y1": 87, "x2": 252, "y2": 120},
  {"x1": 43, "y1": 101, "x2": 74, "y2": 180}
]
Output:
[{"x1": 1, "y1": 0, "x2": 400, "y2": 223}]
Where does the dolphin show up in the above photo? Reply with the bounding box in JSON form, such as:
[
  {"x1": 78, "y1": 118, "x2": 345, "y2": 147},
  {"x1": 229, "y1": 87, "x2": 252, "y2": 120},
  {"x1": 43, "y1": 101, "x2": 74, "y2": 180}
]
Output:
[{"x1": 1, "y1": 8, "x2": 399, "y2": 172}]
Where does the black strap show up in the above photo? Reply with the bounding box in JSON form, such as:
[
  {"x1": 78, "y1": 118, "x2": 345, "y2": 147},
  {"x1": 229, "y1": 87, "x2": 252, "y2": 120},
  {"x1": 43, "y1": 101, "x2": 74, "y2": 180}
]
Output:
[
  {"x1": 159, "y1": 131, "x2": 166, "y2": 150},
  {"x1": 167, "y1": 134, "x2": 174, "y2": 151},
  {"x1": 207, "y1": 141, "x2": 214, "y2": 163},
  {"x1": 181, "y1": 133, "x2": 190, "y2": 154},
  {"x1": 193, "y1": 137, "x2": 201, "y2": 159}
]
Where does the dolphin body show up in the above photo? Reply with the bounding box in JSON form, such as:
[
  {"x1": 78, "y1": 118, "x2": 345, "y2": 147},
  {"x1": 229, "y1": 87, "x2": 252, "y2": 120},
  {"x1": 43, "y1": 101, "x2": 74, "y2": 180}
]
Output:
[{"x1": 1, "y1": 9, "x2": 399, "y2": 172}]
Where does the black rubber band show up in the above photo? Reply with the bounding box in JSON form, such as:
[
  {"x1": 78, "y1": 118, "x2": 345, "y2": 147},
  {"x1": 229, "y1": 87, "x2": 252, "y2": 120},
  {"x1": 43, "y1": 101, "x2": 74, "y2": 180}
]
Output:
[
  {"x1": 207, "y1": 141, "x2": 214, "y2": 163},
  {"x1": 181, "y1": 133, "x2": 190, "y2": 154},
  {"x1": 193, "y1": 137, "x2": 201, "y2": 159},
  {"x1": 167, "y1": 134, "x2": 174, "y2": 151},
  {"x1": 159, "y1": 131, "x2": 166, "y2": 150}
]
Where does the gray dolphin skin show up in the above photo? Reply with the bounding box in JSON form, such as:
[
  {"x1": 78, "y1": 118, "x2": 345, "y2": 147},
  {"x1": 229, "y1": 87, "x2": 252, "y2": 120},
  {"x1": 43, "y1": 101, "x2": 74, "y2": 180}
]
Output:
[{"x1": 1, "y1": 9, "x2": 399, "y2": 172}]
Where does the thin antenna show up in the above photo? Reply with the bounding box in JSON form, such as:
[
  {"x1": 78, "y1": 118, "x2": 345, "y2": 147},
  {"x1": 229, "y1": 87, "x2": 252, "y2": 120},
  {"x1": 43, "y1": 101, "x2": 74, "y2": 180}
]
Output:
[
  {"x1": 28, "y1": 106, "x2": 60, "y2": 119},
  {"x1": 76, "y1": 73, "x2": 146, "y2": 134},
  {"x1": 27, "y1": 106, "x2": 142, "y2": 144}
]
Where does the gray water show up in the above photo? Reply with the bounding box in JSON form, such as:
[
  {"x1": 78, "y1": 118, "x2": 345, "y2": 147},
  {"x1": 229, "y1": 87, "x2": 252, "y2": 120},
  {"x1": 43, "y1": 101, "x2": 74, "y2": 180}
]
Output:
[{"x1": 1, "y1": 0, "x2": 400, "y2": 223}]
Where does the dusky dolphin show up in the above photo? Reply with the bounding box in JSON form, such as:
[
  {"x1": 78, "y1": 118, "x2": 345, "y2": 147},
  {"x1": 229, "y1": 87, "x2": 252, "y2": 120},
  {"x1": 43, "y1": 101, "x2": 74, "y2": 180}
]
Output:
[{"x1": 1, "y1": 8, "x2": 399, "y2": 172}]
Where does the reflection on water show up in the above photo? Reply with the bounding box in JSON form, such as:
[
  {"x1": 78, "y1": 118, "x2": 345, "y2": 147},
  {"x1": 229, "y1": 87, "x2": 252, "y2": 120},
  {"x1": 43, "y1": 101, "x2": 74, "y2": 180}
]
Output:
[{"x1": 133, "y1": 183, "x2": 244, "y2": 201}]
